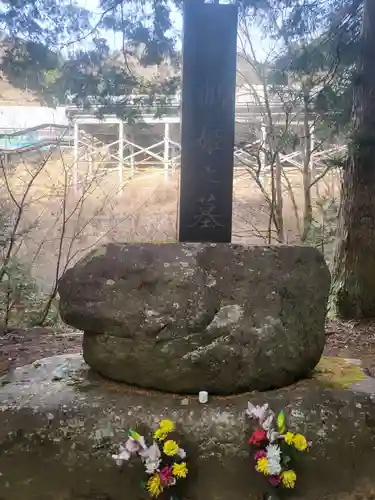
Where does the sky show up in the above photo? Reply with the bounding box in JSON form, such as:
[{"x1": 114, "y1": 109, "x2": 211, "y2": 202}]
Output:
[{"x1": 74, "y1": 0, "x2": 270, "y2": 62}]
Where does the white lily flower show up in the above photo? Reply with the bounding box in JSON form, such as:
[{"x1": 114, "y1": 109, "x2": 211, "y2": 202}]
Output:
[
  {"x1": 246, "y1": 402, "x2": 269, "y2": 422},
  {"x1": 129, "y1": 434, "x2": 147, "y2": 450},
  {"x1": 126, "y1": 437, "x2": 143, "y2": 453},
  {"x1": 138, "y1": 436, "x2": 147, "y2": 449},
  {"x1": 139, "y1": 441, "x2": 161, "y2": 460},
  {"x1": 261, "y1": 414, "x2": 274, "y2": 431},
  {"x1": 112, "y1": 445, "x2": 131, "y2": 466},
  {"x1": 127, "y1": 429, "x2": 148, "y2": 450},
  {"x1": 139, "y1": 442, "x2": 162, "y2": 475},
  {"x1": 178, "y1": 448, "x2": 187, "y2": 459},
  {"x1": 112, "y1": 434, "x2": 148, "y2": 466}
]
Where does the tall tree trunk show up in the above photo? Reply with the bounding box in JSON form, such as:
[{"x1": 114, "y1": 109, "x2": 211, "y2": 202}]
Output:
[{"x1": 332, "y1": 0, "x2": 375, "y2": 318}]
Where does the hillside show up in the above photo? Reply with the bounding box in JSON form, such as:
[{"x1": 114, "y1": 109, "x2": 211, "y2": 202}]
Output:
[
  {"x1": 0, "y1": 39, "x2": 262, "y2": 108},
  {"x1": 0, "y1": 76, "x2": 39, "y2": 105}
]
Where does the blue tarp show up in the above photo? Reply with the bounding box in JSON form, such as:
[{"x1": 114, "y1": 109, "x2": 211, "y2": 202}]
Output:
[{"x1": 0, "y1": 106, "x2": 69, "y2": 151}]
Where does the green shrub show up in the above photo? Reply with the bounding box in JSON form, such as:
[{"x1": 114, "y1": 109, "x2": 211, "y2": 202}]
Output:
[{"x1": 0, "y1": 258, "x2": 58, "y2": 331}]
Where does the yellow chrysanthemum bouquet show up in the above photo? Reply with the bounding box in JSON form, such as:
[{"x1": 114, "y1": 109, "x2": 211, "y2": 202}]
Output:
[
  {"x1": 112, "y1": 419, "x2": 188, "y2": 498},
  {"x1": 246, "y1": 402, "x2": 310, "y2": 496}
]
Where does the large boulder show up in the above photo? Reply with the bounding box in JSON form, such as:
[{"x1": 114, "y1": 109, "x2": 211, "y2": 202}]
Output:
[
  {"x1": 1, "y1": 354, "x2": 375, "y2": 500},
  {"x1": 58, "y1": 243, "x2": 330, "y2": 394}
]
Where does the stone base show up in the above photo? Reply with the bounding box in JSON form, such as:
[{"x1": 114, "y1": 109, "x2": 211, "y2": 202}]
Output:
[{"x1": 1, "y1": 354, "x2": 375, "y2": 499}]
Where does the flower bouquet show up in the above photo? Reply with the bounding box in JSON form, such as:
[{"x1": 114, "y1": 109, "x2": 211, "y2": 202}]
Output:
[
  {"x1": 246, "y1": 402, "x2": 310, "y2": 496},
  {"x1": 112, "y1": 419, "x2": 188, "y2": 499}
]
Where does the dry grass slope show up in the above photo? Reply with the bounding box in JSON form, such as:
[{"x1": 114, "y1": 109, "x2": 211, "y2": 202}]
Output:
[
  {"x1": 0, "y1": 150, "x2": 341, "y2": 292},
  {"x1": 0, "y1": 76, "x2": 39, "y2": 105}
]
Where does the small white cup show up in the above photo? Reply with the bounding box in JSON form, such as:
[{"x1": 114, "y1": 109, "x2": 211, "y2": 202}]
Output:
[{"x1": 198, "y1": 390, "x2": 209, "y2": 404}]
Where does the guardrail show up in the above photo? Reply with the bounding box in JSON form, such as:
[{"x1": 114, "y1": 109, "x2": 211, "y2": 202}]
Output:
[{"x1": 0, "y1": 124, "x2": 72, "y2": 153}]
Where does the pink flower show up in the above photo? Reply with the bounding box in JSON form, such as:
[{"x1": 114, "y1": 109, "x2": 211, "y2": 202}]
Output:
[
  {"x1": 159, "y1": 466, "x2": 174, "y2": 486},
  {"x1": 268, "y1": 475, "x2": 281, "y2": 486},
  {"x1": 254, "y1": 450, "x2": 267, "y2": 461},
  {"x1": 249, "y1": 429, "x2": 268, "y2": 446}
]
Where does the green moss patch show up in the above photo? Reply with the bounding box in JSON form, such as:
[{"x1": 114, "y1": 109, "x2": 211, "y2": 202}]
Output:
[{"x1": 313, "y1": 356, "x2": 365, "y2": 389}]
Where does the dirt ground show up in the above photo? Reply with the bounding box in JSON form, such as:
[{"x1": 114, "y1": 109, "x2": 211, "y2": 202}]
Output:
[
  {"x1": 1, "y1": 319, "x2": 375, "y2": 378},
  {"x1": 0, "y1": 326, "x2": 83, "y2": 376},
  {"x1": 325, "y1": 319, "x2": 375, "y2": 376}
]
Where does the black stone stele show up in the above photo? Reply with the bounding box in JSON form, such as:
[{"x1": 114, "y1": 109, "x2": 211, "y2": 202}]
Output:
[{"x1": 178, "y1": 1, "x2": 238, "y2": 243}]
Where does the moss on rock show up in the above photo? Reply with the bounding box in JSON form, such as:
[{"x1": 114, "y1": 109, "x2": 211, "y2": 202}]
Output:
[{"x1": 313, "y1": 356, "x2": 365, "y2": 388}]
